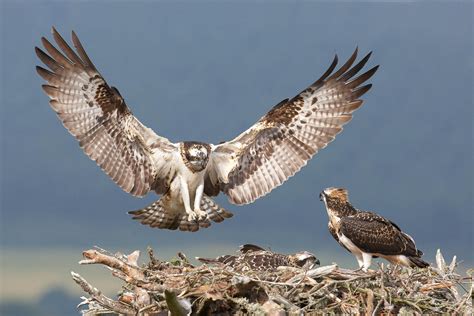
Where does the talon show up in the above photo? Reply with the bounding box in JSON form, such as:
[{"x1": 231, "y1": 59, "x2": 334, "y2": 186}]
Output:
[
  {"x1": 187, "y1": 212, "x2": 197, "y2": 222},
  {"x1": 194, "y1": 208, "x2": 208, "y2": 221}
]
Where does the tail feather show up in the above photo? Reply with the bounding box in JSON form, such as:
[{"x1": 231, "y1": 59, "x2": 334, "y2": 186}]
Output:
[
  {"x1": 128, "y1": 194, "x2": 232, "y2": 232},
  {"x1": 196, "y1": 257, "x2": 220, "y2": 264},
  {"x1": 201, "y1": 195, "x2": 233, "y2": 222},
  {"x1": 409, "y1": 256, "x2": 430, "y2": 268},
  {"x1": 178, "y1": 217, "x2": 200, "y2": 232},
  {"x1": 196, "y1": 255, "x2": 236, "y2": 265},
  {"x1": 128, "y1": 198, "x2": 181, "y2": 230}
]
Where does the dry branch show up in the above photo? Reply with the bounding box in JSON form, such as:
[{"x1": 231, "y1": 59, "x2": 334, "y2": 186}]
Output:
[{"x1": 72, "y1": 247, "x2": 473, "y2": 315}]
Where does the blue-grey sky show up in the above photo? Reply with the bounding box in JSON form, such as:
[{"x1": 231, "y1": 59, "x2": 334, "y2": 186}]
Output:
[{"x1": 1, "y1": 0, "x2": 472, "y2": 307}]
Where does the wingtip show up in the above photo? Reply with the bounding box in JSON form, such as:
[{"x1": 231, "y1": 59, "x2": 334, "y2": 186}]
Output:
[
  {"x1": 350, "y1": 47, "x2": 359, "y2": 60},
  {"x1": 34, "y1": 46, "x2": 42, "y2": 56},
  {"x1": 359, "y1": 51, "x2": 373, "y2": 64},
  {"x1": 40, "y1": 36, "x2": 51, "y2": 46},
  {"x1": 370, "y1": 65, "x2": 380, "y2": 74}
]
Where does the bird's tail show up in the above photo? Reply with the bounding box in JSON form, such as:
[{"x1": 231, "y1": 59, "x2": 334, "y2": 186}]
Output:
[
  {"x1": 128, "y1": 194, "x2": 233, "y2": 232},
  {"x1": 408, "y1": 255, "x2": 430, "y2": 268},
  {"x1": 196, "y1": 255, "x2": 234, "y2": 265},
  {"x1": 195, "y1": 257, "x2": 220, "y2": 264},
  {"x1": 200, "y1": 195, "x2": 234, "y2": 223}
]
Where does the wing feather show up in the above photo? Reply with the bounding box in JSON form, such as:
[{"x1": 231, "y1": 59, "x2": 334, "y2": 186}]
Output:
[
  {"x1": 340, "y1": 212, "x2": 419, "y2": 256},
  {"x1": 208, "y1": 49, "x2": 378, "y2": 204},
  {"x1": 36, "y1": 28, "x2": 178, "y2": 196}
]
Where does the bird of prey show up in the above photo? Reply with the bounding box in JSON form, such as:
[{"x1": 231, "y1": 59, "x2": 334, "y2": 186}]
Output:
[
  {"x1": 196, "y1": 244, "x2": 319, "y2": 271},
  {"x1": 319, "y1": 187, "x2": 429, "y2": 271},
  {"x1": 35, "y1": 27, "x2": 378, "y2": 232}
]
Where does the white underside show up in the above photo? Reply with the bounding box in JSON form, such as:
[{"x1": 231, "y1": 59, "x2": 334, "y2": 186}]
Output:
[
  {"x1": 166, "y1": 152, "x2": 207, "y2": 220},
  {"x1": 338, "y1": 233, "x2": 412, "y2": 271}
]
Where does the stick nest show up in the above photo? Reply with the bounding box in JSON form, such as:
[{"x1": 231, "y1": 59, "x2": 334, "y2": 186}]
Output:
[{"x1": 72, "y1": 247, "x2": 472, "y2": 315}]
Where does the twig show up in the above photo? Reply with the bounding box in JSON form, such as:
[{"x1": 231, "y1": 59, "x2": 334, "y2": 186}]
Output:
[{"x1": 71, "y1": 271, "x2": 136, "y2": 314}]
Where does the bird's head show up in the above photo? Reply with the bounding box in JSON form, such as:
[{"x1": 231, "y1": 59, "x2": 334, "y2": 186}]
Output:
[
  {"x1": 320, "y1": 187, "x2": 349, "y2": 203},
  {"x1": 181, "y1": 142, "x2": 211, "y2": 172},
  {"x1": 289, "y1": 251, "x2": 320, "y2": 269},
  {"x1": 320, "y1": 187, "x2": 357, "y2": 219}
]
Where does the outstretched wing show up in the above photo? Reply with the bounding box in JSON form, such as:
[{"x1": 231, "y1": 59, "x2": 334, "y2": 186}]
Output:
[
  {"x1": 36, "y1": 28, "x2": 178, "y2": 197},
  {"x1": 206, "y1": 49, "x2": 378, "y2": 204},
  {"x1": 339, "y1": 212, "x2": 419, "y2": 256}
]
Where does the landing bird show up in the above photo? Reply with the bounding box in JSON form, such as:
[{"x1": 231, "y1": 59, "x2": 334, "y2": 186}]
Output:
[
  {"x1": 319, "y1": 188, "x2": 429, "y2": 271},
  {"x1": 35, "y1": 27, "x2": 378, "y2": 232},
  {"x1": 196, "y1": 244, "x2": 319, "y2": 271}
]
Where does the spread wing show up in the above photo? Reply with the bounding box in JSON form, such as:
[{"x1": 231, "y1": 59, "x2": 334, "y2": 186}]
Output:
[
  {"x1": 339, "y1": 212, "x2": 419, "y2": 256},
  {"x1": 206, "y1": 49, "x2": 378, "y2": 204},
  {"x1": 36, "y1": 28, "x2": 178, "y2": 197}
]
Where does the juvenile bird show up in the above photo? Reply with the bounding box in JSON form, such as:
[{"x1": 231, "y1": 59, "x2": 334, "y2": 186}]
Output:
[
  {"x1": 319, "y1": 187, "x2": 429, "y2": 272},
  {"x1": 196, "y1": 244, "x2": 319, "y2": 271}
]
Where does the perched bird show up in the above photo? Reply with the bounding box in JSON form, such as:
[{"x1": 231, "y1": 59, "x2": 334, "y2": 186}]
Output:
[
  {"x1": 196, "y1": 244, "x2": 319, "y2": 271},
  {"x1": 319, "y1": 188, "x2": 429, "y2": 271},
  {"x1": 36, "y1": 27, "x2": 378, "y2": 232}
]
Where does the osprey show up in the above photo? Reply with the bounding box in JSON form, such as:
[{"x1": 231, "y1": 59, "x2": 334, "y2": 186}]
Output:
[
  {"x1": 36, "y1": 27, "x2": 378, "y2": 232},
  {"x1": 196, "y1": 244, "x2": 319, "y2": 271},
  {"x1": 320, "y1": 187, "x2": 429, "y2": 271}
]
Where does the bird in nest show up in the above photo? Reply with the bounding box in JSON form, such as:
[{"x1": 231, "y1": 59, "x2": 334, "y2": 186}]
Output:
[{"x1": 196, "y1": 244, "x2": 319, "y2": 271}]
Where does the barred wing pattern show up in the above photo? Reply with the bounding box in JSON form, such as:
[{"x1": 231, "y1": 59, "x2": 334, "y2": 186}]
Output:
[
  {"x1": 36, "y1": 28, "x2": 178, "y2": 197},
  {"x1": 339, "y1": 212, "x2": 421, "y2": 256},
  {"x1": 208, "y1": 49, "x2": 378, "y2": 204}
]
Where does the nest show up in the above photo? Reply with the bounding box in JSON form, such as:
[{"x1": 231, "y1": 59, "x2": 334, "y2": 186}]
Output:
[{"x1": 72, "y1": 247, "x2": 472, "y2": 315}]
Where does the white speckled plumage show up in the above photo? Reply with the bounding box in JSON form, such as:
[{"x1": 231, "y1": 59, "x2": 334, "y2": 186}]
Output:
[{"x1": 37, "y1": 27, "x2": 378, "y2": 231}]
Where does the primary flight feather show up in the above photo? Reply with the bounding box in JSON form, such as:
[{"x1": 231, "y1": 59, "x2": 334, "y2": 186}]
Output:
[{"x1": 36, "y1": 27, "x2": 378, "y2": 232}]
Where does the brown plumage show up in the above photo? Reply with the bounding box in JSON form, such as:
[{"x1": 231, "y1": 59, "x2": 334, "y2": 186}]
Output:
[
  {"x1": 320, "y1": 187, "x2": 429, "y2": 271},
  {"x1": 196, "y1": 244, "x2": 319, "y2": 271},
  {"x1": 36, "y1": 27, "x2": 378, "y2": 232},
  {"x1": 209, "y1": 52, "x2": 379, "y2": 205}
]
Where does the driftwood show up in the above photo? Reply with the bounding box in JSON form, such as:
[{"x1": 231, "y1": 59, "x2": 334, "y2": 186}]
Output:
[{"x1": 72, "y1": 247, "x2": 473, "y2": 315}]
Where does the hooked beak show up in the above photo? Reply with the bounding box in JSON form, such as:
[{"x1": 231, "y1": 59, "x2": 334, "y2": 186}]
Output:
[{"x1": 319, "y1": 192, "x2": 324, "y2": 201}]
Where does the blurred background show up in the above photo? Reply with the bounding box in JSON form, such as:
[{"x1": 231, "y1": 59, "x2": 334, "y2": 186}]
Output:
[{"x1": 1, "y1": 1, "x2": 472, "y2": 315}]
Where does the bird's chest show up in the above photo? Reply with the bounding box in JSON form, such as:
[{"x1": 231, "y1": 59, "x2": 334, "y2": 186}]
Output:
[{"x1": 170, "y1": 163, "x2": 205, "y2": 193}]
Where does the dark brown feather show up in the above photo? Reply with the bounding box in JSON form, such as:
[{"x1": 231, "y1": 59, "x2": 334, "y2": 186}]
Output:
[
  {"x1": 339, "y1": 212, "x2": 419, "y2": 256},
  {"x1": 327, "y1": 48, "x2": 358, "y2": 80}
]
